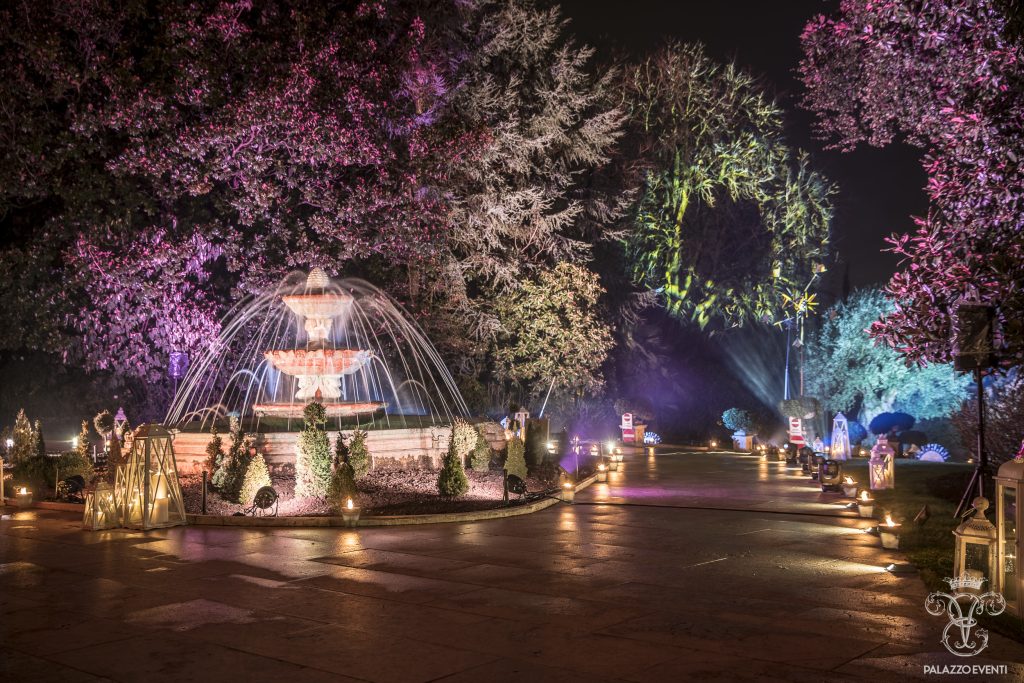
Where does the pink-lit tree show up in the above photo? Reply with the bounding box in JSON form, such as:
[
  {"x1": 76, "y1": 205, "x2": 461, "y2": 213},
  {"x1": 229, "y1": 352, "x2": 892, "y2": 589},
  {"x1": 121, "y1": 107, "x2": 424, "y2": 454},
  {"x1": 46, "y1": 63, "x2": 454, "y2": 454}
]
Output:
[{"x1": 799, "y1": 0, "x2": 1024, "y2": 365}]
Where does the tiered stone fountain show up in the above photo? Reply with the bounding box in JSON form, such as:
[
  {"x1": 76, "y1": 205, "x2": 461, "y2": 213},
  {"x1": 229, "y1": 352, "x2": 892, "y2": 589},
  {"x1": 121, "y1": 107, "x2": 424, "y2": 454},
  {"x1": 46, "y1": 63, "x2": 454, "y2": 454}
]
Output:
[{"x1": 254, "y1": 268, "x2": 383, "y2": 418}]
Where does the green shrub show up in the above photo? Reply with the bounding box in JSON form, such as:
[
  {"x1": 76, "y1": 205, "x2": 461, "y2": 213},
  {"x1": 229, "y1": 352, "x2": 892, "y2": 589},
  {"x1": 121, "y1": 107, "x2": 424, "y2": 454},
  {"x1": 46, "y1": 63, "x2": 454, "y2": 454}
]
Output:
[
  {"x1": 239, "y1": 453, "x2": 272, "y2": 506},
  {"x1": 15, "y1": 451, "x2": 94, "y2": 492},
  {"x1": 295, "y1": 402, "x2": 331, "y2": 498},
  {"x1": 205, "y1": 426, "x2": 225, "y2": 475},
  {"x1": 437, "y1": 438, "x2": 469, "y2": 498},
  {"x1": 523, "y1": 418, "x2": 549, "y2": 471},
  {"x1": 450, "y1": 419, "x2": 476, "y2": 462},
  {"x1": 348, "y1": 429, "x2": 371, "y2": 478},
  {"x1": 328, "y1": 462, "x2": 358, "y2": 510},
  {"x1": 470, "y1": 429, "x2": 491, "y2": 471},
  {"x1": 504, "y1": 437, "x2": 527, "y2": 481}
]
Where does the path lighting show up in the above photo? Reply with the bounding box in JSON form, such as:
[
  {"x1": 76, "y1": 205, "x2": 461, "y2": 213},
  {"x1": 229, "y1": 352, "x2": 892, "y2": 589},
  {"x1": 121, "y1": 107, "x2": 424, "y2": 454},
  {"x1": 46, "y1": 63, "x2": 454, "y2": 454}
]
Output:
[
  {"x1": 953, "y1": 497, "x2": 998, "y2": 594},
  {"x1": 342, "y1": 497, "x2": 361, "y2": 527},
  {"x1": 857, "y1": 490, "x2": 874, "y2": 518},
  {"x1": 606, "y1": 440, "x2": 616, "y2": 454},
  {"x1": 546, "y1": 441, "x2": 555, "y2": 454},
  {"x1": 4, "y1": 437, "x2": 12, "y2": 449},
  {"x1": 83, "y1": 481, "x2": 119, "y2": 530},
  {"x1": 841, "y1": 476, "x2": 859, "y2": 498},
  {"x1": 607, "y1": 457, "x2": 619, "y2": 472},
  {"x1": 879, "y1": 513, "x2": 901, "y2": 549},
  {"x1": 995, "y1": 456, "x2": 1022, "y2": 616},
  {"x1": 560, "y1": 481, "x2": 575, "y2": 504},
  {"x1": 597, "y1": 463, "x2": 607, "y2": 482},
  {"x1": 710, "y1": 439, "x2": 718, "y2": 449}
]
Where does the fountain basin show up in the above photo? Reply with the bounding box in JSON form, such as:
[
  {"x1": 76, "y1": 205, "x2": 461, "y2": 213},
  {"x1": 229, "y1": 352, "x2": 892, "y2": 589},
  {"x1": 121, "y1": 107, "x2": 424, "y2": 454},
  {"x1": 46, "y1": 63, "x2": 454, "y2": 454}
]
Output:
[
  {"x1": 264, "y1": 349, "x2": 372, "y2": 376},
  {"x1": 253, "y1": 401, "x2": 385, "y2": 418}
]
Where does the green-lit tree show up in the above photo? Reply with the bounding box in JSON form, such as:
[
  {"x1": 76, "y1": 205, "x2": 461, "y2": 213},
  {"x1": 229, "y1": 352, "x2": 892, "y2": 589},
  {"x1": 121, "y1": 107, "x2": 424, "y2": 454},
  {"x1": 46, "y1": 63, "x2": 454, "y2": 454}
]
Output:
[
  {"x1": 495, "y1": 263, "x2": 614, "y2": 401},
  {"x1": 470, "y1": 429, "x2": 491, "y2": 472},
  {"x1": 804, "y1": 289, "x2": 970, "y2": 425},
  {"x1": 205, "y1": 426, "x2": 225, "y2": 479},
  {"x1": 503, "y1": 437, "x2": 528, "y2": 481},
  {"x1": 295, "y1": 402, "x2": 331, "y2": 499},
  {"x1": 621, "y1": 43, "x2": 832, "y2": 328},
  {"x1": 33, "y1": 419, "x2": 45, "y2": 459},
  {"x1": 10, "y1": 410, "x2": 35, "y2": 465},
  {"x1": 75, "y1": 421, "x2": 91, "y2": 460},
  {"x1": 437, "y1": 436, "x2": 469, "y2": 498},
  {"x1": 347, "y1": 430, "x2": 370, "y2": 479},
  {"x1": 239, "y1": 453, "x2": 272, "y2": 506}
]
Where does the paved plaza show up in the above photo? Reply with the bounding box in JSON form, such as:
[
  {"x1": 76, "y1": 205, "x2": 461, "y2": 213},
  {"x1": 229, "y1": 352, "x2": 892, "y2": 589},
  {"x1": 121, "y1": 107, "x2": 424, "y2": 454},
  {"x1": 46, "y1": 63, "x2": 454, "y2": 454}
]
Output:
[{"x1": 3, "y1": 448, "x2": 1023, "y2": 682}]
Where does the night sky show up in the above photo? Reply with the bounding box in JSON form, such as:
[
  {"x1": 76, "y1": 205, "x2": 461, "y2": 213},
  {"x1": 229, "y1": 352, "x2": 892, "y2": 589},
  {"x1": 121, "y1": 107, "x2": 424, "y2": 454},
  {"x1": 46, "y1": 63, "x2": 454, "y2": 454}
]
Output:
[{"x1": 557, "y1": 0, "x2": 930, "y2": 293}]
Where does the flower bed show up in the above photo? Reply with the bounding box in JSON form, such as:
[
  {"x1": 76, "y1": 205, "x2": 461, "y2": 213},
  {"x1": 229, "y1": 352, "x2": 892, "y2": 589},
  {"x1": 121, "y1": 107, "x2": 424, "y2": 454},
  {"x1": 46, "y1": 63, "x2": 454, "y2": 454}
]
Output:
[{"x1": 180, "y1": 468, "x2": 558, "y2": 517}]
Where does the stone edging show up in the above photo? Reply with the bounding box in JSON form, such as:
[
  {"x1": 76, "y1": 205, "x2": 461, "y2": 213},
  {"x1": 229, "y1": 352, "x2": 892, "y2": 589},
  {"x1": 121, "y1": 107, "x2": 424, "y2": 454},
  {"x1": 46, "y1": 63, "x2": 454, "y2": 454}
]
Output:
[
  {"x1": 1, "y1": 498, "x2": 84, "y2": 513},
  {"x1": 186, "y1": 473, "x2": 599, "y2": 528}
]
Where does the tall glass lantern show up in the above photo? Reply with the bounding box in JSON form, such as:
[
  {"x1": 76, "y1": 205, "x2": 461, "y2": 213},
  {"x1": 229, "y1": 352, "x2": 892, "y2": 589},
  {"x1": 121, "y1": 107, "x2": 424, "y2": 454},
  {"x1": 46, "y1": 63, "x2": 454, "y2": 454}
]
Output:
[
  {"x1": 995, "y1": 459, "x2": 1022, "y2": 616},
  {"x1": 115, "y1": 424, "x2": 187, "y2": 530}
]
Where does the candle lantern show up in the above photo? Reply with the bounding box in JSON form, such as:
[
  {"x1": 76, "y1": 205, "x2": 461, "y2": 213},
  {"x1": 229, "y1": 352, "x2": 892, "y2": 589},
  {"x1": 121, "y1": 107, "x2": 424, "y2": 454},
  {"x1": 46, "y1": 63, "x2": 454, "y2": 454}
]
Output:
[
  {"x1": 869, "y1": 437, "x2": 895, "y2": 490},
  {"x1": 596, "y1": 463, "x2": 608, "y2": 482},
  {"x1": 995, "y1": 457, "x2": 1022, "y2": 615},
  {"x1": 15, "y1": 486, "x2": 33, "y2": 508},
  {"x1": 560, "y1": 481, "x2": 575, "y2": 504},
  {"x1": 857, "y1": 490, "x2": 874, "y2": 518},
  {"x1": 830, "y1": 412, "x2": 851, "y2": 461},
  {"x1": 82, "y1": 481, "x2": 120, "y2": 530},
  {"x1": 341, "y1": 498, "x2": 361, "y2": 527},
  {"x1": 879, "y1": 513, "x2": 901, "y2": 549},
  {"x1": 841, "y1": 476, "x2": 859, "y2": 498},
  {"x1": 114, "y1": 424, "x2": 186, "y2": 530},
  {"x1": 953, "y1": 497, "x2": 999, "y2": 594}
]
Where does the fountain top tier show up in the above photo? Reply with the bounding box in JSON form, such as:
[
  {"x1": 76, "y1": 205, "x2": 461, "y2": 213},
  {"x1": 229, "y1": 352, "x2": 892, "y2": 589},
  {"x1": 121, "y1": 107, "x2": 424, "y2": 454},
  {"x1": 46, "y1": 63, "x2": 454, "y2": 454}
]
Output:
[{"x1": 165, "y1": 268, "x2": 469, "y2": 430}]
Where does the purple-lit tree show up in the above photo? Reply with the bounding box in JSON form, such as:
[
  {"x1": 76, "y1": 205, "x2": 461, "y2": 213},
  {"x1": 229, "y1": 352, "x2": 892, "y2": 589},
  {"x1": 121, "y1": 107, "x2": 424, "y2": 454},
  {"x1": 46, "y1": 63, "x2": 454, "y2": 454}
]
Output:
[
  {"x1": 800, "y1": 0, "x2": 1024, "y2": 365},
  {"x1": 1, "y1": 1, "x2": 470, "y2": 393}
]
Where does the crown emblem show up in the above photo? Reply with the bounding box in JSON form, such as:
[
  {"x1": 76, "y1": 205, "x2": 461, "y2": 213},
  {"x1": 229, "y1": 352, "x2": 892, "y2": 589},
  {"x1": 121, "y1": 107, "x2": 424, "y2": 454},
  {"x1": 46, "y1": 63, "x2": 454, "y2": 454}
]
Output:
[{"x1": 945, "y1": 573, "x2": 986, "y2": 591}]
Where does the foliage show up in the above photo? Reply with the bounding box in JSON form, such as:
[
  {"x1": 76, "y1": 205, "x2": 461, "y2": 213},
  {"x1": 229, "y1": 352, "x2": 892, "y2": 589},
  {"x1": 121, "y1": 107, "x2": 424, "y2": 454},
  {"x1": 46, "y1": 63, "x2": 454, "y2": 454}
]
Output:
[
  {"x1": 0, "y1": 0, "x2": 476, "y2": 392},
  {"x1": 218, "y1": 418, "x2": 253, "y2": 502},
  {"x1": 779, "y1": 397, "x2": 820, "y2": 419},
  {"x1": 953, "y1": 371, "x2": 1024, "y2": 465},
  {"x1": 869, "y1": 412, "x2": 916, "y2": 436},
  {"x1": 347, "y1": 430, "x2": 371, "y2": 479},
  {"x1": 503, "y1": 437, "x2": 528, "y2": 481},
  {"x1": 75, "y1": 421, "x2": 92, "y2": 460},
  {"x1": 721, "y1": 408, "x2": 753, "y2": 432},
  {"x1": 205, "y1": 426, "x2": 225, "y2": 478},
  {"x1": 328, "y1": 462, "x2": 358, "y2": 510},
  {"x1": 334, "y1": 432, "x2": 349, "y2": 465},
  {"x1": 93, "y1": 410, "x2": 115, "y2": 437},
  {"x1": 613, "y1": 398, "x2": 655, "y2": 423},
  {"x1": 239, "y1": 453, "x2": 272, "y2": 507},
  {"x1": 450, "y1": 419, "x2": 477, "y2": 462},
  {"x1": 523, "y1": 420, "x2": 550, "y2": 472},
  {"x1": 33, "y1": 420, "x2": 45, "y2": 459},
  {"x1": 621, "y1": 42, "x2": 832, "y2": 329},
  {"x1": 804, "y1": 290, "x2": 970, "y2": 424},
  {"x1": 916, "y1": 417, "x2": 967, "y2": 459},
  {"x1": 415, "y1": 0, "x2": 623, "y2": 372},
  {"x1": 470, "y1": 429, "x2": 491, "y2": 472},
  {"x1": 847, "y1": 420, "x2": 868, "y2": 446},
  {"x1": 800, "y1": 0, "x2": 1024, "y2": 365},
  {"x1": 10, "y1": 409, "x2": 35, "y2": 465},
  {"x1": 295, "y1": 402, "x2": 331, "y2": 499},
  {"x1": 494, "y1": 263, "x2": 614, "y2": 399},
  {"x1": 437, "y1": 437, "x2": 470, "y2": 498}
]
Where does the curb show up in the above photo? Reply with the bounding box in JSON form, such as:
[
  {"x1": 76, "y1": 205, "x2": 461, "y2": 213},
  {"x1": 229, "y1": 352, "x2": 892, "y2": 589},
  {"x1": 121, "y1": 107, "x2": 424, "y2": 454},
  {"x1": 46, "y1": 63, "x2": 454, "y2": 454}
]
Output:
[
  {"x1": 1, "y1": 498, "x2": 84, "y2": 513},
  {"x1": 186, "y1": 472, "x2": 599, "y2": 528}
]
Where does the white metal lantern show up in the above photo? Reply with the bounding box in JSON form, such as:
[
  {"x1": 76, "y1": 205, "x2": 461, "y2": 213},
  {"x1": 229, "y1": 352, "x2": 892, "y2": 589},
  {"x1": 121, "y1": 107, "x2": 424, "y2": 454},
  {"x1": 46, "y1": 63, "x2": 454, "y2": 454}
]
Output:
[
  {"x1": 830, "y1": 412, "x2": 851, "y2": 461},
  {"x1": 995, "y1": 459, "x2": 1022, "y2": 615},
  {"x1": 869, "y1": 436, "x2": 895, "y2": 490},
  {"x1": 82, "y1": 481, "x2": 120, "y2": 530},
  {"x1": 953, "y1": 497, "x2": 999, "y2": 593},
  {"x1": 115, "y1": 424, "x2": 187, "y2": 530}
]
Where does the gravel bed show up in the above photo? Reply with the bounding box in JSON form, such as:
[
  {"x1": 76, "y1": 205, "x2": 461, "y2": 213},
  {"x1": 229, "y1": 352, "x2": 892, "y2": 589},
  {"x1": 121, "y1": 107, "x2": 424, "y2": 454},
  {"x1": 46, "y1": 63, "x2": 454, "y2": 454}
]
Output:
[{"x1": 180, "y1": 468, "x2": 558, "y2": 517}]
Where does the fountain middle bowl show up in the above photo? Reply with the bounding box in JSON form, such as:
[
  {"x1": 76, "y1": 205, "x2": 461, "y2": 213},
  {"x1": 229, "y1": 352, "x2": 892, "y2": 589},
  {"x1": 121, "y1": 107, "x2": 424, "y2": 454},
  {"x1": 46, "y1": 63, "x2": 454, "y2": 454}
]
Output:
[{"x1": 263, "y1": 348, "x2": 372, "y2": 376}]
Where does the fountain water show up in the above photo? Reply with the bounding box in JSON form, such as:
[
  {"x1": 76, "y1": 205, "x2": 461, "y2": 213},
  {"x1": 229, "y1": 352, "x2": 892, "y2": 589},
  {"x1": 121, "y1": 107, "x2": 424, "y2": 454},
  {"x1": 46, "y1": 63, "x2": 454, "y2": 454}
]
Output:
[{"x1": 165, "y1": 269, "x2": 470, "y2": 471}]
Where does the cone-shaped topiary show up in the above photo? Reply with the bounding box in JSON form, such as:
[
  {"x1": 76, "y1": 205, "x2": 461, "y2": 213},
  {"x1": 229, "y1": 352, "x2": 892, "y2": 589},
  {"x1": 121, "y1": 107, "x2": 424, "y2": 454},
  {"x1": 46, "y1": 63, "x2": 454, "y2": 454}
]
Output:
[
  {"x1": 437, "y1": 437, "x2": 469, "y2": 498},
  {"x1": 348, "y1": 429, "x2": 371, "y2": 478},
  {"x1": 470, "y1": 428, "x2": 491, "y2": 472},
  {"x1": 450, "y1": 419, "x2": 476, "y2": 461},
  {"x1": 328, "y1": 461, "x2": 358, "y2": 511},
  {"x1": 34, "y1": 419, "x2": 46, "y2": 459},
  {"x1": 295, "y1": 402, "x2": 331, "y2": 498},
  {"x1": 75, "y1": 420, "x2": 92, "y2": 459},
  {"x1": 205, "y1": 426, "x2": 225, "y2": 476},
  {"x1": 334, "y1": 431, "x2": 349, "y2": 465},
  {"x1": 240, "y1": 453, "x2": 272, "y2": 506},
  {"x1": 504, "y1": 436, "x2": 527, "y2": 481}
]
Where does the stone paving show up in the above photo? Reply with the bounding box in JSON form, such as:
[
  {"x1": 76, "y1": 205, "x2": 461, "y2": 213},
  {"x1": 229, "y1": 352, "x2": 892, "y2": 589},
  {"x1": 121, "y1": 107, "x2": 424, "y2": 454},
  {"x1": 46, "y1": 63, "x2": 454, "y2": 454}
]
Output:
[{"x1": 2, "y1": 448, "x2": 1023, "y2": 682}]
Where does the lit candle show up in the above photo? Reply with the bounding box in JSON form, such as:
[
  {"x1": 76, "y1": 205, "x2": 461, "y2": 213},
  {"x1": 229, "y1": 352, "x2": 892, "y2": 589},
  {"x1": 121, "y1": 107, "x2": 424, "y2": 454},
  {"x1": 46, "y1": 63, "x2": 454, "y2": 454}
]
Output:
[{"x1": 346, "y1": 498, "x2": 354, "y2": 511}]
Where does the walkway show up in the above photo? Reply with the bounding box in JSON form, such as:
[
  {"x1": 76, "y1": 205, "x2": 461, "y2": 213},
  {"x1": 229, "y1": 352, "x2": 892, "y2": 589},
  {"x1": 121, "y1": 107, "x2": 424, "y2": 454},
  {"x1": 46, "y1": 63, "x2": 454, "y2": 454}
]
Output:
[{"x1": 2, "y1": 448, "x2": 1022, "y2": 682}]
